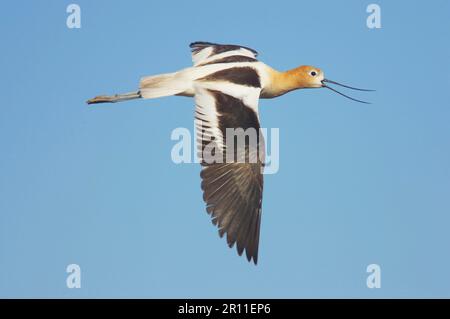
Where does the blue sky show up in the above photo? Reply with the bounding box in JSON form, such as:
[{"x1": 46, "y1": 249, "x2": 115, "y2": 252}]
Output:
[{"x1": 0, "y1": 0, "x2": 449, "y2": 298}]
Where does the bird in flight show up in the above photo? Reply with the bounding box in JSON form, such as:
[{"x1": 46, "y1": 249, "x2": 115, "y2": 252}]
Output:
[{"x1": 87, "y1": 41, "x2": 373, "y2": 264}]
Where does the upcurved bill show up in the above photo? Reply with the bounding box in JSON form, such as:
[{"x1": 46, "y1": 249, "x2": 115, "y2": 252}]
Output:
[
  {"x1": 322, "y1": 79, "x2": 375, "y2": 91},
  {"x1": 323, "y1": 84, "x2": 371, "y2": 104}
]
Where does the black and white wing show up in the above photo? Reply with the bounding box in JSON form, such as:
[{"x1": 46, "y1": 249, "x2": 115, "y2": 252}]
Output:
[
  {"x1": 190, "y1": 41, "x2": 258, "y2": 66},
  {"x1": 194, "y1": 70, "x2": 265, "y2": 264}
]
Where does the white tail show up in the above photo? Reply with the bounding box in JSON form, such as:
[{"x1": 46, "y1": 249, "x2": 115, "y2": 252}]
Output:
[
  {"x1": 139, "y1": 71, "x2": 187, "y2": 99},
  {"x1": 87, "y1": 71, "x2": 189, "y2": 105}
]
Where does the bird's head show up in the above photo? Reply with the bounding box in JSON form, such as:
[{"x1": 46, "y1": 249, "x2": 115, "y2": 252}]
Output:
[
  {"x1": 294, "y1": 65, "x2": 325, "y2": 88},
  {"x1": 289, "y1": 65, "x2": 374, "y2": 103}
]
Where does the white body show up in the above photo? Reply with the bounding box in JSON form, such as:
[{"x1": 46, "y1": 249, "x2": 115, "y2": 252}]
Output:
[{"x1": 139, "y1": 62, "x2": 273, "y2": 100}]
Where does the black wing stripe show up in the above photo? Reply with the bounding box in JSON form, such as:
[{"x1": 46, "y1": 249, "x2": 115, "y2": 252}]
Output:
[
  {"x1": 198, "y1": 55, "x2": 258, "y2": 66},
  {"x1": 198, "y1": 67, "x2": 261, "y2": 88}
]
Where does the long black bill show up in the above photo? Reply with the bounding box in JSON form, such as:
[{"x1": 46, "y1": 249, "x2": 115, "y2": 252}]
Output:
[
  {"x1": 322, "y1": 84, "x2": 371, "y2": 104},
  {"x1": 322, "y1": 79, "x2": 375, "y2": 91}
]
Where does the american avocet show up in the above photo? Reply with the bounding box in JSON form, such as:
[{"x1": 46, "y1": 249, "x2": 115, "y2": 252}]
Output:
[{"x1": 87, "y1": 42, "x2": 373, "y2": 264}]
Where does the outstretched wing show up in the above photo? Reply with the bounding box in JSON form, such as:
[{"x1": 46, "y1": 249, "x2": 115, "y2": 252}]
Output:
[
  {"x1": 190, "y1": 41, "x2": 258, "y2": 66},
  {"x1": 194, "y1": 69, "x2": 265, "y2": 264}
]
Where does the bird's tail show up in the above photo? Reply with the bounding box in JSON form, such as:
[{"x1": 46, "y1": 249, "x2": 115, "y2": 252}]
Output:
[
  {"x1": 139, "y1": 71, "x2": 188, "y2": 99},
  {"x1": 87, "y1": 91, "x2": 141, "y2": 105},
  {"x1": 87, "y1": 71, "x2": 188, "y2": 104}
]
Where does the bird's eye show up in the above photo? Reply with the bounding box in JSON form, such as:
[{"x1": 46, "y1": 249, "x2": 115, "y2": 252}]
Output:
[{"x1": 310, "y1": 71, "x2": 317, "y2": 77}]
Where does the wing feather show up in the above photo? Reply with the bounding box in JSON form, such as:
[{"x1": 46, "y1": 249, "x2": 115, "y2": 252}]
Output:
[
  {"x1": 194, "y1": 81, "x2": 264, "y2": 264},
  {"x1": 190, "y1": 41, "x2": 258, "y2": 66}
]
